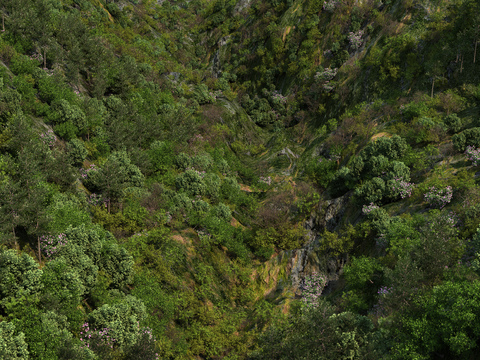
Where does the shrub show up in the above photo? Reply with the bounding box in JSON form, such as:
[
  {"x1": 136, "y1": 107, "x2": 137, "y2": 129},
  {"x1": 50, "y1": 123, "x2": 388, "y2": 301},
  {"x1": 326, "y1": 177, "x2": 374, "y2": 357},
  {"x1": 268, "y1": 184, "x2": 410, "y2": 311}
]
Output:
[
  {"x1": 465, "y1": 146, "x2": 480, "y2": 166},
  {"x1": 203, "y1": 173, "x2": 221, "y2": 200},
  {"x1": 67, "y1": 138, "x2": 88, "y2": 165},
  {"x1": 174, "y1": 152, "x2": 192, "y2": 170},
  {"x1": 99, "y1": 243, "x2": 134, "y2": 289},
  {"x1": 443, "y1": 113, "x2": 462, "y2": 133},
  {"x1": 424, "y1": 186, "x2": 453, "y2": 208},
  {"x1": 87, "y1": 295, "x2": 147, "y2": 348},
  {"x1": 0, "y1": 321, "x2": 29, "y2": 359},
  {"x1": 355, "y1": 177, "x2": 386, "y2": 204},
  {"x1": 148, "y1": 141, "x2": 174, "y2": 174},
  {"x1": 192, "y1": 153, "x2": 213, "y2": 171},
  {"x1": 211, "y1": 203, "x2": 232, "y2": 222},
  {"x1": 175, "y1": 169, "x2": 206, "y2": 196},
  {"x1": 453, "y1": 127, "x2": 480, "y2": 152},
  {"x1": 0, "y1": 250, "x2": 43, "y2": 311},
  {"x1": 220, "y1": 176, "x2": 241, "y2": 200},
  {"x1": 329, "y1": 166, "x2": 354, "y2": 197}
]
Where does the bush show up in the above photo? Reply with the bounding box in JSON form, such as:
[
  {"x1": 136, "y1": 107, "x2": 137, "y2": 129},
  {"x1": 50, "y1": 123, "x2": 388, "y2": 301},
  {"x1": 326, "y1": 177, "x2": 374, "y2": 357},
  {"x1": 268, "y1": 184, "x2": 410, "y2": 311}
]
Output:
[
  {"x1": 453, "y1": 127, "x2": 480, "y2": 152},
  {"x1": 87, "y1": 295, "x2": 147, "y2": 348},
  {"x1": 203, "y1": 173, "x2": 221, "y2": 200},
  {"x1": 355, "y1": 177, "x2": 386, "y2": 204},
  {"x1": 0, "y1": 250, "x2": 43, "y2": 311},
  {"x1": 67, "y1": 138, "x2": 88, "y2": 165},
  {"x1": 0, "y1": 321, "x2": 29, "y2": 359},
  {"x1": 175, "y1": 169, "x2": 206, "y2": 196},
  {"x1": 99, "y1": 242, "x2": 134, "y2": 289},
  {"x1": 174, "y1": 152, "x2": 192, "y2": 170},
  {"x1": 220, "y1": 176, "x2": 241, "y2": 200},
  {"x1": 329, "y1": 166, "x2": 354, "y2": 197},
  {"x1": 148, "y1": 141, "x2": 174, "y2": 174},
  {"x1": 211, "y1": 203, "x2": 232, "y2": 222},
  {"x1": 192, "y1": 153, "x2": 213, "y2": 171},
  {"x1": 443, "y1": 113, "x2": 462, "y2": 133},
  {"x1": 424, "y1": 186, "x2": 453, "y2": 209}
]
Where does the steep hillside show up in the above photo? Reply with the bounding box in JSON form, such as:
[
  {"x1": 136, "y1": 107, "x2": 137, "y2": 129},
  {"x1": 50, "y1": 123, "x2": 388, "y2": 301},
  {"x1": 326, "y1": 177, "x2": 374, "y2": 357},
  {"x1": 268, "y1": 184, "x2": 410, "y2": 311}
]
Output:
[{"x1": 1, "y1": 0, "x2": 480, "y2": 359}]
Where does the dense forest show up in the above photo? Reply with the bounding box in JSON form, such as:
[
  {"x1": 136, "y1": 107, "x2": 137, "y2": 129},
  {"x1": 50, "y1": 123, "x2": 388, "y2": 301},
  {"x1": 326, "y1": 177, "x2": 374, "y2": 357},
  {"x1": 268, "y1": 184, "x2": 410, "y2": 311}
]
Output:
[{"x1": 1, "y1": 0, "x2": 480, "y2": 358}]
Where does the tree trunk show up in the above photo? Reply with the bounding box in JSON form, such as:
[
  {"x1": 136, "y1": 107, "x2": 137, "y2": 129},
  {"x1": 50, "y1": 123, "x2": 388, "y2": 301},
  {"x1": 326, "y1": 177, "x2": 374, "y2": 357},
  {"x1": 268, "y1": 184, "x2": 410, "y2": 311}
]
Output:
[
  {"x1": 43, "y1": 47, "x2": 46, "y2": 69},
  {"x1": 460, "y1": 55, "x2": 464, "y2": 73},
  {"x1": 431, "y1": 78, "x2": 435, "y2": 98},
  {"x1": 38, "y1": 236, "x2": 42, "y2": 266},
  {"x1": 12, "y1": 224, "x2": 17, "y2": 250},
  {"x1": 2, "y1": 14, "x2": 4, "y2": 32},
  {"x1": 474, "y1": 40, "x2": 478, "y2": 64}
]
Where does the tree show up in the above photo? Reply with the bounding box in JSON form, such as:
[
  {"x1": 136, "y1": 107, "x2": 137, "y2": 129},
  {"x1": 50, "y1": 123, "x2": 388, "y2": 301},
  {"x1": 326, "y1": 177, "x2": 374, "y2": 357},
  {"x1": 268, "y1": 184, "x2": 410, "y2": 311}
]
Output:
[
  {"x1": 0, "y1": 321, "x2": 29, "y2": 360},
  {"x1": 87, "y1": 295, "x2": 147, "y2": 348},
  {"x1": 0, "y1": 250, "x2": 43, "y2": 313},
  {"x1": 88, "y1": 150, "x2": 144, "y2": 213},
  {"x1": 392, "y1": 280, "x2": 480, "y2": 359}
]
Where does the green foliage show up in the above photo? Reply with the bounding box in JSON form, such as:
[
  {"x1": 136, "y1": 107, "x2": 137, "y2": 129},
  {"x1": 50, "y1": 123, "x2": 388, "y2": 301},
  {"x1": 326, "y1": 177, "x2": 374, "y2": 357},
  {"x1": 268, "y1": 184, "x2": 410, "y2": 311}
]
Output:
[
  {"x1": 67, "y1": 138, "x2": 88, "y2": 165},
  {"x1": 15, "y1": 308, "x2": 93, "y2": 360},
  {"x1": 148, "y1": 140, "x2": 174, "y2": 174},
  {"x1": 443, "y1": 113, "x2": 463, "y2": 134},
  {"x1": 175, "y1": 169, "x2": 206, "y2": 196},
  {"x1": 343, "y1": 256, "x2": 383, "y2": 313},
  {"x1": 251, "y1": 300, "x2": 375, "y2": 360},
  {"x1": 452, "y1": 127, "x2": 480, "y2": 152},
  {"x1": 252, "y1": 224, "x2": 306, "y2": 253},
  {"x1": 45, "y1": 193, "x2": 90, "y2": 233},
  {"x1": 329, "y1": 166, "x2": 355, "y2": 197},
  {"x1": 392, "y1": 280, "x2": 480, "y2": 359},
  {"x1": 40, "y1": 257, "x2": 85, "y2": 311},
  {"x1": 87, "y1": 150, "x2": 144, "y2": 208},
  {"x1": 99, "y1": 242, "x2": 134, "y2": 289},
  {"x1": 193, "y1": 84, "x2": 215, "y2": 105},
  {"x1": 88, "y1": 295, "x2": 147, "y2": 348},
  {"x1": 305, "y1": 157, "x2": 337, "y2": 188},
  {"x1": 319, "y1": 226, "x2": 355, "y2": 257},
  {"x1": 0, "y1": 321, "x2": 29, "y2": 360},
  {"x1": 0, "y1": 250, "x2": 43, "y2": 312}
]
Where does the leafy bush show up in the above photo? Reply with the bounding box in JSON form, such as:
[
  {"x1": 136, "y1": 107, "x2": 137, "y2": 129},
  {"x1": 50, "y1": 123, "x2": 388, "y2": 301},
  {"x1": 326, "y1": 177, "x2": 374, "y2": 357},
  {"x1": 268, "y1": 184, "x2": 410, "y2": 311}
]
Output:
[
  {"x1": 67, "y1": 138, "x2": 88, "y2": 165},
  {"x1": 220, "y1": 176, "x2": 241, "y2": 200},
  {"x1": 211, "y1": 203, "x2": 232, "y2": 222},
  {"x1": 443, "y1": 113, "x2": 462, "y2": 133},
  {"x1": 87, "y1": 295, "x2": 147, "y2": 348},
  {"x1": 203, "y1": 173, "x2": 221, "y2": 200},
  {"x1": 148, "y1": 141, "x2": 174, "y2": 174},
  {"x1": 329, "y1": 166, "x2": 354, "y2": 197},
  {"x1": 0, "y1": 250, "x2": 43, "y2": 311},
  {"x1": 175, "y1": 169, "x2": 206, "y2": 196},
  {"x1": 192, "y1": 153, "x2": 213, "y2": 171},
  {"x1": 174, "y1": 152, "x2": 192, "y2": 170},
  {"x1": 424, "y1": 186, "x2": 453, "y2": 208},
  {"x1": 0, "y1": 321, "x2": 29, "y2": 359},
  {"x1": 452, "y1": 127, "x2": 480, "y2": 152},
  {"x1": 99, "y1": 242, "x2": 134, "y2": 289}
]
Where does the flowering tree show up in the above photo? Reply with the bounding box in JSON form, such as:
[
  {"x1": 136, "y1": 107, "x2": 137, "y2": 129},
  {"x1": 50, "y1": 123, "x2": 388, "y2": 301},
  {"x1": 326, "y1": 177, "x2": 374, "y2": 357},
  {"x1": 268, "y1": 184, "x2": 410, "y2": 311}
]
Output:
[
  {"x1": 465, "y1": 145, "x2": 480, "y2": 166},
  {"x1": 80, "y1": 322, "x2": 116, "y2": 354},
  {"x1": 348, "y1": 30, "x2": 364, "y2": 50},
  {"x1": 390, "y1": 177, "x2": 414, "y2": 199},
  {"x1": 301, "y1": 272, "x2": 328, "y2": 310},
  {"x1": 323, "y1": 0, "x2": 338, "y2": 12},
  {"x1": 39, "y1": 233, "x2": 67, "y2": 259},
  {"x1": 424, "y1": 186, "x2": 453, "y2": 208},
  {"x1": 362, "y1": 203, "x2": 380, "y2": 215}
]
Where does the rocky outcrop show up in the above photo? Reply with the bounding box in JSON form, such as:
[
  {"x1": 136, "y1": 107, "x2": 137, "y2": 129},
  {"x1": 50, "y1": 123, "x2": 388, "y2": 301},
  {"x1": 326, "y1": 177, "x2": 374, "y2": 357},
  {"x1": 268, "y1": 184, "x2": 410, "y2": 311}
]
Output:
[{"x1": 287, "y1": 193, "x2": 351, "y2": 294}]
